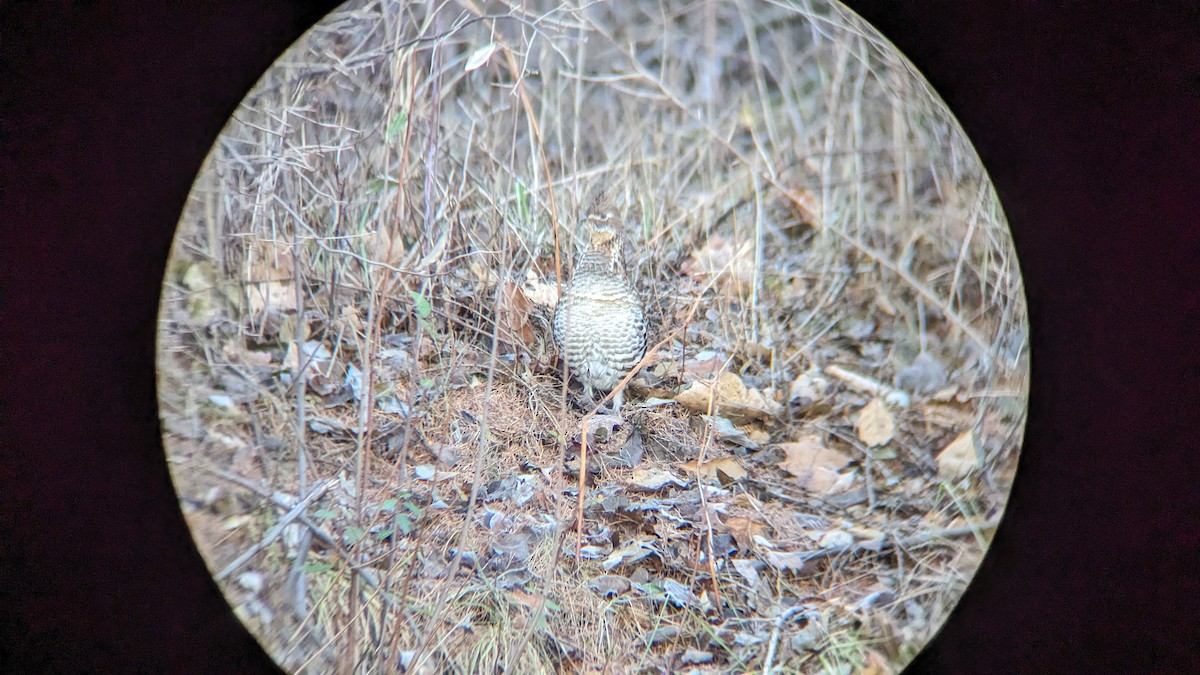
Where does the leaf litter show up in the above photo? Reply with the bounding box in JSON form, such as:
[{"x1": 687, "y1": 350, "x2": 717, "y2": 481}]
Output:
[{"x1": 157, "y1": 3, "x2": 1029, "y2": 673}]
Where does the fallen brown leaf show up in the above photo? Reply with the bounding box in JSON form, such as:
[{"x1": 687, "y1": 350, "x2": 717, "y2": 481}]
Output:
[
  {"x1": 777, "y1": 435, "x2": 852, "y2": 494},
  {"x1": 601, "y1": 539, "x2": 658, "y2": 569},
  {"x1": 783, "y1": 186, "x2": 820, "y2": 229},
  {"x1": 586, "y1": 574, "x2": 632, "y2": 598},
  {"x1": 521, "y1": 271, "x2": 559, "y2": 308},
  {"x1": 674, "y1": 371, "x2": 782, "y2": 422},
  {"x1": 788, "y1": 366, "x2": 830, "y2": 404},
  {"x1": 761, "y1": 549, "x2": 818, "y2": 575},
  {"x1": 245, "y1": 240, "x2": 298, "y2": 314},
  {"x1": 936, "y1": 430, "x2": 978, "y2": 480},
  {"x1": 682, "y1": 352, "x2": 727, "y2": 380},
  {"x1": 722, "y1": 515, "x2": 769, "y2": 551},
  {"x1": 496, "y1": 280, "x2": 535, "y2": 349},
  {"x1": 861, "y1": 649, "x2": 896, "y2": 675},
  {"x1": 680, "y1": 235, "x2": 755, "y2": 292},
  {"x1": 857, "y1": 397, "x2": 895, "y2": 447},
  {"x1": 679, "y1": 456, "x2": 748, "y2": 483},
  {"x1": 627, "y1": 468, "x2": 687, "y2": 492},
  {"x1": 702, "y1": 415, "x2": 762, "y2": 449}
]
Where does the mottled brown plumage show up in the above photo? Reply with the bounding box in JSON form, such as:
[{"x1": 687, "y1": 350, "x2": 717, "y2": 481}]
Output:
[{"x1": 552, "y1": 192, "x2": 647, "y2": 414}]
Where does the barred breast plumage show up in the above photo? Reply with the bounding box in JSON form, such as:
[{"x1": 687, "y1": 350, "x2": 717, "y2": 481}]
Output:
[{"x1": 552, "y1": 193, "x2": 647, "y2": 414}]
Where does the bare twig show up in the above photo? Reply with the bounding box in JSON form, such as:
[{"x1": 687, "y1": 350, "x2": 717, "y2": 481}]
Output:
[{"x1": 216, "y1": 480, "x2": 332, "y2": 582}]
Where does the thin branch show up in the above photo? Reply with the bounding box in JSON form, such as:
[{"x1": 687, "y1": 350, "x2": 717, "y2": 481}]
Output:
[{"x1": 216, "y1": 480, "x2": 332, "y2": 582}]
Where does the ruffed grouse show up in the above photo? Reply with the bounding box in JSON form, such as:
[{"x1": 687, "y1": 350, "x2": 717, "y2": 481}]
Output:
[{"x1": 552, "y1": 193, "x2": 647, "y2": 415}]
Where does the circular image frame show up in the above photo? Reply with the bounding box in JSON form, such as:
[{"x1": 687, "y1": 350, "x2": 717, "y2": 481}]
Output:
[{"x1": 3, "y1": 2, "x2": 1199, "y2": 673}]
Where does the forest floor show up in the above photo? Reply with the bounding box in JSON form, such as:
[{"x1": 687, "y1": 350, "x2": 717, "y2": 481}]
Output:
[{"x1": 158, "y1": 1, "x2": 1028, "y2": 672}]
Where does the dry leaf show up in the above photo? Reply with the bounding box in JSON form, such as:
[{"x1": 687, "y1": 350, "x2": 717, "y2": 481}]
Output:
[
  {"x1": 682, "y1": 352, "x2": 727, "y2": 380},
  {"x1": 247, "y1": 280, "x2": 297, "y2": 314},
  {"x1": 702, "y1": 415, "x2": 761, "y2": 449},
  {"x1": 507, "y1": 588, "x2": 544, "y2": 609},
  {"x1": 221, "y1": 344, "x2": 273, "y2": 367},
  {"x1": 746, "y1": 427, "x2": 771, "y2": 445},
  {"x1": 492, "y1": 531, "x2": 534, "y2": 563},
  {"x1": 576, "y1": 545, "x2": 606, "y2": 560},
  {"x1": 496, "y1": 280, "x2": 534, "y2": 349},
  {"x1": 857, "y1": 397, "x2": 895, "y2": 446},
  {"x1": 777, "y1": 436, "x2": 852, "y2": 494},
  {"x1": 427, "y1": 442, "x2": 460, "y2": 467},
  {"x1": 817, "y1": 529, "x2": 854, "y2": 549},
  {"x1": 586, "y1": 575, "x2": 632, "y2": 598},
  {"x1": 847, "y1": 525, "x2": 885, "y2": 541},
  {"x1": 788, "y1": 366, "x2": 829, "y2": 404},
  {"x1": 674, "y1": 371, "x2": 781, "y2": 422},
  {"x1": 827, "y1": 365, "x2": 910, "y2": 407},
  {"x1": 413, "y1": 464, "x2": 458, "y2": 482},
  {"x1": 615, "y1": 429, "x2": 644, "y2": 468},
  {"x1": 627, "y1": 468, "x2": 687, "y2": 492},
  {"x1": 731, "y1": 558, "x2": 762, "y2": 588},
  {"x1": 722, "y1": 515, "x2": 768, "y2": 551},
  {"x1": 642, "y1": 626, "x2": 681, "y2": 646},
  {"x1": 861, "y1": 649, "x2": 896, "y2": 675},
  {"x1": 895, "y1": 352, "x2": 948, "y2": 394},
  {"x1": 761, "y1": 549, "x2": 818, "y2": 575},
  {"x1": 788, "y1": 609, "x2": 825, "y2": 651},
  {"x1": 245, "y1": 241, "x2": 299, "y2": 314},
  {"x1": 679, "y1": 456, "x2": 748, "y2": 483},
  {"x1": 221, "y1": 514, "x2": 251, "y2": 531},
  {"x1": 601, "y1": 539, "x2": 658, "y2": 569},
  {"x1": 331, "y1": 304, "x2": 365, "y2": 338},
  {"x1": 468, "y1": 260, "x2": 499, "y2": 285},
  {"x1": 230, "y1": 440, "x2": 261, "y2": 481},
  {"x1": 784, "y1": 186, "x2": 820, "y2": 229},
  {"x1": 936, "y1": 430, "x2": 979, "y2": 480},
  {"x1": 920, "y1": 401, "x2": 976, "y2": 430},
  {"x1": 661, "y1": 578, "x2": 700, "y2": 607},
  {"x1": 464, "y1": 42, "x2": 498, "y2": 71},
  {"x1": 366, "y1": 227, "x2": 407, "y2": 267},
  {"x1": 741, "y1": 340, "x2": 773, "y2": 360},
  {"x1": 873, "y1": 291, "x2": 898, "y2": 317},
  {"x1": 680, "y1": 235, "x2": 755, "y2": 292},
  {"x1": 522, "y1": 270, "x2": 558, "y2": 307},
  {"x1": 284, "y1": 340, "x2": 330, "y2": 378},
  {"x1": 583, "y1": 414, "x2": 623, "y2": 444},
  {"x1": 181, "y1": 260, "x2": 234, "y2": 321}
]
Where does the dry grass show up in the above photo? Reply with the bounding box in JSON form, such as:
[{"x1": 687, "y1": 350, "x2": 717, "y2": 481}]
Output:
[{"x1": 158, "y1": 0, "x2": 1028, "y2": 672}]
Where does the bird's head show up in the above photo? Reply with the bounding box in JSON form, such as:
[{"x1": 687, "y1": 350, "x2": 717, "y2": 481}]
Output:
[{"x1": 583, "y1": 190, "x2": 621, "y2": 251}]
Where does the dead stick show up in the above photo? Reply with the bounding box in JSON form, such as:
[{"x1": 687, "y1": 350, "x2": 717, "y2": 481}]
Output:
[{"x1": 215, "y1": 480, "x2": 331, "y2": 581}]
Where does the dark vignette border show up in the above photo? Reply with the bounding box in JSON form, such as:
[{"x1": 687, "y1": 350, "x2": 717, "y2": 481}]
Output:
[{"x1": 2, "y1": 2, "x2": 1199, "y2": 672}]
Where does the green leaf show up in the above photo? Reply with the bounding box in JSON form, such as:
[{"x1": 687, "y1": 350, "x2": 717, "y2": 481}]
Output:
[
  {"x1": 313, "y1": 508, "x2": 338, "y2": 520},
  {"x1": 408, "y1": 291, "x2": 432, "y2": 319},
  {"x1": 374, "y1": 527, "x2": 394, "y2": 540},
  {"x1": 366, "y1": 176, "x2": 401, "y2": 195},
  {"x1": 515, "y1": 180, "x2": 530, "y2": 224},
  {"x1": 385, "y1": 110, "x2": 408, "y2": 142},
  {"x1": 344, "y1": 526, "x2": 366, "y2": 545},
  {"x1": 379, "y1": 499, "x2": 398, "y2": 512},
  {"x1": 303, "y1": 562, "x2": 334, "y2": 574},
  {"x1": 395, "y1": 514, "x2": 413, "y2": 535}
]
